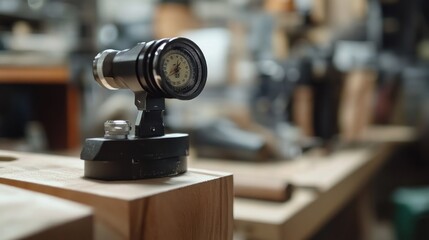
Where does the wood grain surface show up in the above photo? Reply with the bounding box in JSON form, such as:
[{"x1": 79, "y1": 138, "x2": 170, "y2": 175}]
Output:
[
  {"x1": 0, "y1": 151, "x2": 233, "y2": 240},
  {"x1": 0, "y1": 183, "x2": 92, "y2": 240}
]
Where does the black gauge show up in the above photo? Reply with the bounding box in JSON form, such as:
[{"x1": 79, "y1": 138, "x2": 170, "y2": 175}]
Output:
[
  {"x1": 92, "y1": 37, "x2": 207, "y2": 100},
  {"x1": 154, "y1": 37, "x2": 207, "y2": 100},
  {"x1": 160, "y1": 49, "x2": 194, "y2": 90}
]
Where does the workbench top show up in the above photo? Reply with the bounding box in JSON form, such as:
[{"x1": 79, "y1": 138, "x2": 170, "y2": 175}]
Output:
[{"x1": 0, "y1": 150, "x2": 233, "y2": 240}]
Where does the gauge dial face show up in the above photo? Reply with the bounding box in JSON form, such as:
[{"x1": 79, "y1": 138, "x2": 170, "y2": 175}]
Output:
[
  {"x1": 160, "y1": 49, "x2": 194, "y2": 89},
  {"x1": 152, "y1": 37, "x2": 207, "y2": 100}
]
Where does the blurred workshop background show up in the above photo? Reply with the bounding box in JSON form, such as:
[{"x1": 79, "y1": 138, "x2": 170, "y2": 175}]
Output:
[{"x1": 1, "y1": 0, "x2": 429, "y2": 239}]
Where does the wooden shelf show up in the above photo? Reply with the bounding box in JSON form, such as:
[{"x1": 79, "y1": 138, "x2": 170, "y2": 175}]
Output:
[{"x1": 0, "y1": 66, "x2": 69, "y2": 84}]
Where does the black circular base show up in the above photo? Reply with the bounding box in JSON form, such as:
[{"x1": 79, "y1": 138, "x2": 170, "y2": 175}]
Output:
[
  {"x1": 84, "y1": 156, "x2": 187, "y2": 180},
  {"x1": 80, "y1": 133, "x2": 189, "y2": 180}
]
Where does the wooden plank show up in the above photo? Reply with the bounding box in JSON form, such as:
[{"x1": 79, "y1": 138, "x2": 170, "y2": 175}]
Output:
[
  {"x1": 0, "y1": 66, "x2": 69, "y2": 84},
  {"x1": 0, "y1": 150, "x2": 233, "y2": 240},
  {"x1": 0, "y1": 183, "x2": 92, "y2": 240}
]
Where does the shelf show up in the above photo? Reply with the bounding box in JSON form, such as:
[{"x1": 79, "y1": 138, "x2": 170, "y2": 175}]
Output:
[{"x1": 0, "y1": 66, "x2": 69, "y2": 84}]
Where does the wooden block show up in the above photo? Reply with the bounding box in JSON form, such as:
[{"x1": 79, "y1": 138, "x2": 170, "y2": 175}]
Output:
[
  {"x1": 0, "y1": 183, "x2": 92, "y2": 240},
  {"x1": 0, "y1": 151, "x2": 233, "y2": 240}
]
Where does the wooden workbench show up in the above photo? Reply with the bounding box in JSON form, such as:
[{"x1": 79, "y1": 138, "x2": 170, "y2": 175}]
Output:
[
  {"x1": 191, "y1": 126, "x2": 414, "y2": 240},
  {"x1": 0, "y1": 151, "x2": 233, "y2": 240}
]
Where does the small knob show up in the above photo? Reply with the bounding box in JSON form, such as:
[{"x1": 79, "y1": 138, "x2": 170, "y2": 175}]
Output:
[{"x1": 104, "y1": 120, "x2": 131, "y2": 139}]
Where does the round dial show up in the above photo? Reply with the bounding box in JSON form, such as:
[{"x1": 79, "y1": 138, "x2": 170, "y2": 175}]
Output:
[
  {"x1": 93, "y1": 37, "x2": 206, "y2": 100},
  {"x1": 154, "y1": 37, "x2": 207, "y2": 100},
  {"x1": 161, "y1": 50, "x2": 193, "y2": 88}
]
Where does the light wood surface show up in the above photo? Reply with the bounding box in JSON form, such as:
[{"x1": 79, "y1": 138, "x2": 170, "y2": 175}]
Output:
[
  {"x1": 0, "y1": 183, "x2": 92, "y2": 240},
  {"x1": 0, "y1": 151, "x2": 233, "y2": 240}
]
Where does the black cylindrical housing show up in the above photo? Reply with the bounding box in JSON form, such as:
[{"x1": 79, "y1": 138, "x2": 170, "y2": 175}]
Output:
[{"x1": 93, "y1": 37, "x2": 207, "y2": 100}]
